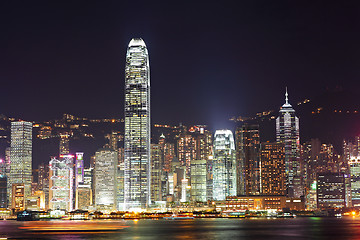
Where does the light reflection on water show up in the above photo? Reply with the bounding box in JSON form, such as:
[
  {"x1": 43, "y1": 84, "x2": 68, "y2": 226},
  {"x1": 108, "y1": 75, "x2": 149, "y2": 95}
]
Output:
[{"x1": 1, "y1": 218, "x2": 360, "y2": 240}]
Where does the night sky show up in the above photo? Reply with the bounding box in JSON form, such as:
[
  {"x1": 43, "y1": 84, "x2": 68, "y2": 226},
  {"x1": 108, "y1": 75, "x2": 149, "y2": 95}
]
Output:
[{"x1": 1, "y1": 1, "x2": 359, "y2": 131}]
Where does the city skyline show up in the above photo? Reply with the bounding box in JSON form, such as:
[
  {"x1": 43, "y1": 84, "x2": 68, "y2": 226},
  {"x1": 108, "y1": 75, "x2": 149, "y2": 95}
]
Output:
[
  {"x1": 0, "y1": 1, "x2": 359, "y2": 132},
  {"x1": 1, "y1": 2, "x2": 360, "y2": 239}
]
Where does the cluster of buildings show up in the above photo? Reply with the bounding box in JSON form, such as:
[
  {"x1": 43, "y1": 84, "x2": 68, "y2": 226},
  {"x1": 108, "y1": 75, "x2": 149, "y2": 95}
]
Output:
[{"x1": 0, "y1": 38, "x2": 359, "y2": 216}]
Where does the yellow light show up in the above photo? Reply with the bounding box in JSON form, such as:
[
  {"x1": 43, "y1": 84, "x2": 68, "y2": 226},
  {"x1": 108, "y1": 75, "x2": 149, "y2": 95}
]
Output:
[{"x1": 352, "y1": 211, "x2": 356, "y2": 216}]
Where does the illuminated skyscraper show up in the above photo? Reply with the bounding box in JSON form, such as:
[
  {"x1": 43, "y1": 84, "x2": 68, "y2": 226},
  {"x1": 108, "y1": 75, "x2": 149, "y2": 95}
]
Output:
[
  {"x1": 260, "y1": 142, "x2": 285, "y2": 195},
  {"x1": 150, "y1": 144, "x2": 162, "y2": 203},
  {"x1": 94, "y1": 149, "x2": 117, "y2": 212},
  {"x1": 235, "y1": 124, "x2": 261, "y2": 196},
  {"x1": 75, "y1": 152, "x2": 84, "y2": 188},
  {"x1": 317, "y1": 172, "x2": 346, "y2": 209},
  {"x1": 190, "y1": 159, "x2": 207, "y2": 202},
  {"x1": 49, "y1": 155, "x2": 74, "y2": 211},
  {"x1": 177, "y1": 134, "x2": 196, "y2": 177},
  {"x1": 9, "y1": 121, "x2": 32, "y2": 208},
  {"x1": 124, "y1": 38, "x2": 151, "y2": 210},
  {"x1": 212, "y1": 130, "x2": 236, "y2": 200},
  {"x1": 276, "y1": 89, "x2": 301, "y2": 197}
]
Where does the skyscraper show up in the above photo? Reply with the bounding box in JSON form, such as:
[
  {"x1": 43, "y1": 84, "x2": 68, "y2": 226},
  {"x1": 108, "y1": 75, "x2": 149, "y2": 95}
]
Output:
[
  {"x1": 212, "y1": 130, "x2": 236, "y2": 200},
  {"x1": 9, "y1": 121, "x2": 32, "y2": 208},
  {"x1": 49, "y1": 155, "x2": 74, "y2": 211},
  {"x1": 317, "y1": 172, "x2": 346, "y2": 209},
  {"x1": 260, "y1": 142, "x2": 285, "y2": 195},
  {"x1": 190, "y1": 159, "x2": 207, "y2": 202},
  {"x1": 94, "y1": 149, "x2": 117, "y2": 212},
  {"x1": 150, "y1": 144, "x2": 162, "y2": 203},
  {"x1": 124, "y1": 38, "x2": 151, "y2": 210},
  {"x1": 235, "y1": 123, "x2": 261, "y2": 196},
  {"x1": 276, "y1": 89, "x2": 301, "y2": 197}
]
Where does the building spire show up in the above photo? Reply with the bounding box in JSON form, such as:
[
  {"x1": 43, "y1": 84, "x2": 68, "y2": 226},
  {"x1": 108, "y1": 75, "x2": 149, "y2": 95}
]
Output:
[{"x1": 285, "y1": 87, "x2": 289, "y2": 105}]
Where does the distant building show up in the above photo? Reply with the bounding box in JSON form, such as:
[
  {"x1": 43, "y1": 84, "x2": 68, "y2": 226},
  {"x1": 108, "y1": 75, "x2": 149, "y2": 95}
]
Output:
[
  {"x1": 124, "y1": 38, "x2": 151, "y2": 210},
  {"x1": 94, "y1": 149, "x2": 117, "y2": 212},
  {"x1": 213, "y1": 130, "x2": 236, "y2": 200},
  {"x1": 317, "y1": 172, "x2": 346, "y2": 209},
  {"x1": 235, "y1": 123, "x2": 261, "y2": 196},
  {"x1": 9, "y1": 121, "x2": 32, "y2": 208},
  {"x1": 190, "y1": 160, "x2": 207, "y2": 202},
  {"x1": 59, "y1": 133, "x2": 70, "y2": 155},
  {"x1": 37, "y1": 126, "x2": 52, "y2": 139},
  {"x1": 260, "y1": 142, "x2": 285, "y2": 195},
  {"x1": 276, "y1": 89, "x2": 301, "y2": 197}
]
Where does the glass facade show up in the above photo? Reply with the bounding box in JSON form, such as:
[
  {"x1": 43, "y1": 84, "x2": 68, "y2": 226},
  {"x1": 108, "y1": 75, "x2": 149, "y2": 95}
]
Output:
[
  {"x1": 49, "y1": 155, "x2": 74, "y2": 211},
  {"x1": 190, "y1": 159, "x2": 207, "y2": 202},
  {"x1": 9, "y1": 121, "x2": 32, "y2": 208},
  {"x1": 276, "y1": 89, "x2": 301, "y2": 197},
  {"x1": 236, "y1": 124, "x2": 261, "y2": 196},
  {"x1": 94, "y1": 149, "x2": 117, "y2": 212},
  {"x1": 124, "y1": 38, "x2": 151, "y2": 210},
  {"x1": 213, "y1": 130, "x2": 236, "y2": 200},
  {"x1": 317, "y1": 172, "x2": 346, "y2": 209}
]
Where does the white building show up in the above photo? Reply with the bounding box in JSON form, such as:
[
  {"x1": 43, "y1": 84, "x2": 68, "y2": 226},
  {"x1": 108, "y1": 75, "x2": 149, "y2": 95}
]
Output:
[
  {"x1": 124, "y1": 38, "x2": 151, "y2": 210},
  {"x1": 49, "y1": 155, "x2": 74, "y2": 211},
  {"x1": 213, "y1": 130, "x2": 236, "y2": 200},
  {"x1": 94, "y1": 148, "x2": 117, "y2": 212},
  {"x1": 276, "y1": 88, "x2": 301, "y2": 197}
]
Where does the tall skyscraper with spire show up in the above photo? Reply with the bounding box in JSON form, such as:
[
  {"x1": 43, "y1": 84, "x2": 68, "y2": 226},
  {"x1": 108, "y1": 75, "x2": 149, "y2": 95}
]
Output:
[
  {"x1": 124, "y1": 38, "x2": 151, "y2": 210},
  {"x1": 276, "y1": 88, "x2": 301, "y2": 197}
]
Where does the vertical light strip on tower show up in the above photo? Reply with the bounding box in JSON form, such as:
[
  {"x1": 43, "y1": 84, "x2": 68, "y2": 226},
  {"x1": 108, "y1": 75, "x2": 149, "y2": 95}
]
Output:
[{"x1": 124, "y1": 38, "x2": 151, "y2": 210}]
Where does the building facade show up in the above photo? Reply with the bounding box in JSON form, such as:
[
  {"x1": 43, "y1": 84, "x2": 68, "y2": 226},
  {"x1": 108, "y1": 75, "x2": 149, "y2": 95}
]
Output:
[
  {"x1": 235, "y1": 124, "x2": 261, "y2": 196},
  {"x1": 212, "y1": 130, "x2": 236, "y2": 200},
  {"x1": 124, "y1": 38, "x2": 151, "y2": 210},
  {"x1": 49, "y1": 155, "x2": 74, "y2": 211},
  {"x1": 150, "y1": 144, "x2": 162, "y2": 203},
  {"x1": 94, "y1": 149, "x2": 117, "y2": 212},
  {"x1": 349, "y1": 157, "x2": 360, "y2": 206},
  {"x1": 190, "y1": 160, "x2": 207, "y2": 202},
  {"x1": 276, "y1": 89, "x2": 301, "y2": 197},
  {"x1": 260, "y1": 142, "x2": 286, "y2": 195},
  {"x1": 9, "y1": 121, "x2": 32, "y2": 208},
  {"x1": 317, "y1": 172, "x2": 346, "y2": 209}
]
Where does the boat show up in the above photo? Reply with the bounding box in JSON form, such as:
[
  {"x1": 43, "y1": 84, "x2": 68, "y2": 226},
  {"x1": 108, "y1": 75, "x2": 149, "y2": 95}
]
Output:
[{"x1": 164, "y1": 213, "x2": 194, "y2": 220}]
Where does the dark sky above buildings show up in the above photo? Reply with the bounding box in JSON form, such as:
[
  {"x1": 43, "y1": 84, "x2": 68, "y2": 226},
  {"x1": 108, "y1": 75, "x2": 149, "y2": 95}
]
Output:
[{"x1": 1, "y1": 1, "x2": 360, "y2": 131}]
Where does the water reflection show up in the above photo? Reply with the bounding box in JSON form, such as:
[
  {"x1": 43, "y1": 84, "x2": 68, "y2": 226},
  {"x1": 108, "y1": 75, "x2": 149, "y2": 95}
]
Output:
[{"x1": 1, "y1": 218, "x2": 360, "y2": 239}]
